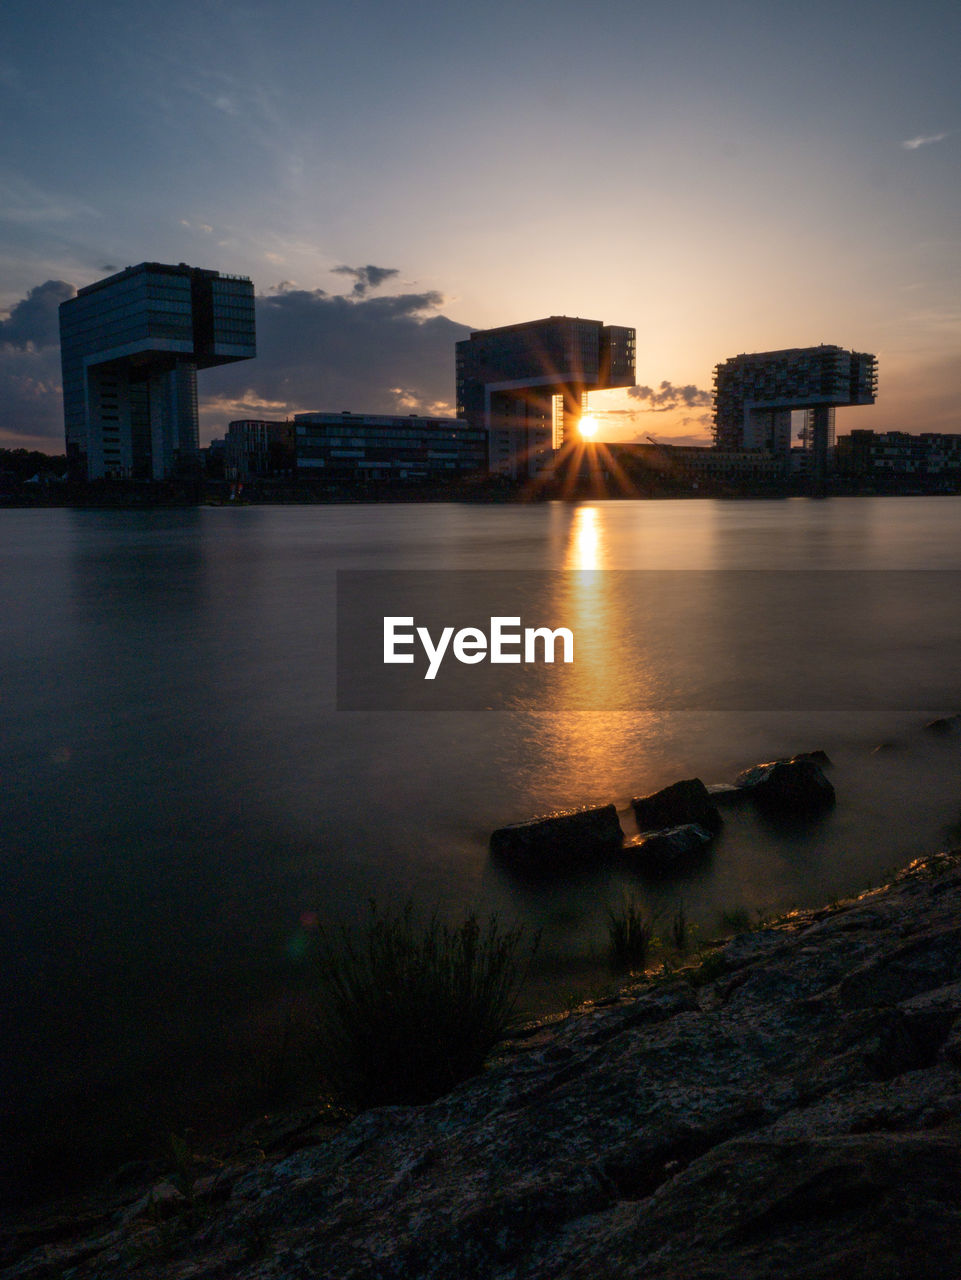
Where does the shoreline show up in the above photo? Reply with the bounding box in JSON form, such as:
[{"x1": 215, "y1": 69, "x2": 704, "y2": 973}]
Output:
[
  {"x1": 3, "y1": 710, "x2": 961, "y2": 1222},
  {"x1": 4, "y1": 483, "x2": 961, "y2": 510},
  {"x1": 5, "y1": 845, "x2": 961, "y2": 1276}
]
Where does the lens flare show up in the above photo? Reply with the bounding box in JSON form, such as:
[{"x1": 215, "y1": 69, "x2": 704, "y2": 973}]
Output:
[{"x1": 579, "y1": 414, "x2": 599, "y2": 439}]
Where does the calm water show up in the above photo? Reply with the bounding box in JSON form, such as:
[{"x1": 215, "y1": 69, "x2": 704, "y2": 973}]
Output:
[{"x1": 3, "y1": 497, "x2": 961, "y2": 1198}]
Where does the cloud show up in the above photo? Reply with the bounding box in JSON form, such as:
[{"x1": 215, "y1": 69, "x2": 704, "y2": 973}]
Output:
[
  {"x1": 0, "y1": 280, "x2": 75, "y2": 350},
  {"x1": 201, "y1": 285, "x2": 471, "y2": 433},
  {"x1": 331, "y1": 264, "x2": 400, "y2": 297},
  {"x1": 901, "y1": 133, "x2": 948, "y2": 150},
  {"x1": 0, "y1": 273, "x2": 471, "y2": 448},
  {"x1": 0, "y1": 280, "x2": 75, "y2": 445},
  {"x1": 627, "y1": 381, "x2": 713, "y2": 412}
]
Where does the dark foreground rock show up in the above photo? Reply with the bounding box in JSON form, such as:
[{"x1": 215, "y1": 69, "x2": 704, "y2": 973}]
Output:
[
  {"x1": 925, "y1": 715, "x2": 961, "y2": 735},
  {"x1": 622, "y1": 822, "x2": 713, "y2": 877},
  {"x1": 735, "y1": 755, "x2": 836, "y2": 815},
  {"x1": 631, "y1": 777, "x2": 722, "y2": 836},
  {"x1": 489, "y1": 804, "x2": 623, "y2": 871},
  {"x1": 6, "y1": 852, "x2": 961, "y2": 1279}
]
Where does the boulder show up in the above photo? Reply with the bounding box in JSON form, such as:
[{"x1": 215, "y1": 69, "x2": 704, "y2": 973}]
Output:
[
  {"x1": 735, "y1": 756, "x2": 835, "y2": 815},
  {"x1": 622, "y1": 823, "x2": 713, "y2": 877},
  {"x1": 631, "y1": 778, "x2": 722, "y2": 835},
  {"x1": 924, "y1": 716, "x2": 960, "y2": 735},
  {"x1": 706, "y1": 782, "x2": 754, "y2": 807},
  {"x1": 490, "y1": 804, "x2": 623, "y2": 872}
]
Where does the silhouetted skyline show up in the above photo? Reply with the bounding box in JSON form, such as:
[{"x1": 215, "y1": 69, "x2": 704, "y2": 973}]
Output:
[{"x1": 1, "y1": 0, "x2": 958, "y2": 451}]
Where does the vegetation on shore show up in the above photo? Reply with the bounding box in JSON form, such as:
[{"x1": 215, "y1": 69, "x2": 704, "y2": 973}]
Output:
[{"x1": 313, "y1": 901, "x2": 538, "y2": 1107}]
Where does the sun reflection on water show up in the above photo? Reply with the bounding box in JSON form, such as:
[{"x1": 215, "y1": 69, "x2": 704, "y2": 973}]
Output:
[{"x1": 565, "y1": 505, "x2": 602, "y2": 572}]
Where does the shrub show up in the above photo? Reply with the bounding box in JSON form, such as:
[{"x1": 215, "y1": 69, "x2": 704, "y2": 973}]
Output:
[
  {"x1": 607, "y1": 896, "x2": 653, "y2": 973},
  {"x1": 718, "y1": 907, "x2": 753, "y2": 935},
  {"x1": 314, "y1": 901, "x2": 535, "y2": 1107},
  {"x1": 671, "y1": 901, "x2": 689, "y2": 953}
]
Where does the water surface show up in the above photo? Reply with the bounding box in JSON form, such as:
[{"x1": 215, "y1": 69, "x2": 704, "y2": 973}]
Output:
[{"x1": 2, "y1": 497, "x2": 960, "y2": 1198}]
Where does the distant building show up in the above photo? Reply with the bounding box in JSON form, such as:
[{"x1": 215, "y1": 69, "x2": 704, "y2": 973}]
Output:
[
  {"x1": 713, "y1": 345, "x2": 877, "y2": 486},
  {"x1": 456, "y1": 316, "x2": 635, "y2": 480},
  {"x1": 293, "y1": 412, "x2": 487, "y2": 481},
  {"x1": 59, "y1": 262, "x2": 255, "y2": 479},
  {"x1": 608, "y1": 443, "x2": 788, "y2": 487},
  {"x1": 836, "y1": 430, "x2": 961, "y2": 487},
  {"x1": 225, "y1": 419, "x2": 294, "y2": 478}
]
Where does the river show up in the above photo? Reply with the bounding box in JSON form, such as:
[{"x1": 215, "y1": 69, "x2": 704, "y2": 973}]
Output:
[{"x1": 2, "y1": 496, "x2": 961, "y2": 1199}]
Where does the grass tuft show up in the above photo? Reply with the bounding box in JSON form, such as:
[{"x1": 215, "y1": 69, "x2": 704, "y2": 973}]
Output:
[
  {"x1": 314, "y1": 901, "x2": 536, "y2": 1107},
  {"x1": 671, "y1": 901, "x2": 689, "y2": 953},
  {"x1": 607, "y1": 896, "x2": 654, "y2": 973}
]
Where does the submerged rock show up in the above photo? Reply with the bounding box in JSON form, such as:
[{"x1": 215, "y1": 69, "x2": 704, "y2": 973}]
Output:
[
  {"x1": 490, "y1": 804, "x2": 623, "y2": 872},
  {"x1": 706, "y1": 781, "x2": 755, "y2": 806},
  {"x1": 631, "y1": 777, "x2": 722, "y2": 836},
  {"x1": 924, "y1": 715, "x2": 961, "y2": 735},
  {"x1": 622, "y1": 823, "x2": 713, "y2": 877},
  {"x1": 735, "y1": 755, "x2": 836, "y2": 815}
]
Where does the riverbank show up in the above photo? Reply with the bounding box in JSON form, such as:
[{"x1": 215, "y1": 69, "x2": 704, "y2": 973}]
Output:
[{"x1": 5, "y1": 846, "x2": 961, "y2": 1278}]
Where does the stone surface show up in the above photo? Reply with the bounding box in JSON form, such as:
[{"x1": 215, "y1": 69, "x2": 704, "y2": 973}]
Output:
[
  {"x1": 734, "y1": 756, "x2": 836, "y2": 815},
  {"x1": 622, "y1": 823, "x2": 713, "y2": 877},
  {"x1": 924, "y1": 715, "x2": 961, "y2": 735},
  {"x1": 5, "y1": 852, "x2": 961, "y2": 1279},
  {"x1": 706, "y1": 781, "x2": 755, "y2": 806},
  {"x1": 631, "y1": 777, "x2": 722, "y2": 836},
  {"x1": 489, "y1": 804, "x2": 623, "y2": 872}
]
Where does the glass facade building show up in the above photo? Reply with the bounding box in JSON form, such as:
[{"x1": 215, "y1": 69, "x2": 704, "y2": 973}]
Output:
[
  {"x1": 59, "y1": 262, "x2": 255, "y2": 479},
  {"x1": 456, "y1": 316, "x2": 636, "y2": 480}
]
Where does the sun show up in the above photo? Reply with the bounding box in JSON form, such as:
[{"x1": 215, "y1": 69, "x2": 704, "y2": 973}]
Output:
[{"x1": 579, "y1": 414, "x2": 599, "y2": 440}]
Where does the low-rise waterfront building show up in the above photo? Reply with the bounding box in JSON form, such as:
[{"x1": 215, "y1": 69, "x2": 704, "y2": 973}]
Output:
[
  {"x1": 835, "y1": 430, "x2": 961, "y2": 487},
  {"x1": 293, "y1": 411, "x2": 487, "y2": 481},
  {"x1": 607, "y1": 442, "x2": 788, "y2": 488},
  {"x1": 225, "y1": 419, "x2": 294, "y2": 478}
]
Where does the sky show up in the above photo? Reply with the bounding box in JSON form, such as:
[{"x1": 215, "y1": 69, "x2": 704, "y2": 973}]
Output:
[{"x1": 1, "y1": 0, "x2": 958, "y2": 452}]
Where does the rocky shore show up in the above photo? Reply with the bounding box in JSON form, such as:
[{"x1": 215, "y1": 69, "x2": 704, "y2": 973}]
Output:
[{"x1": 6, "y1": 849, "x2": 961, "y2": 1278}]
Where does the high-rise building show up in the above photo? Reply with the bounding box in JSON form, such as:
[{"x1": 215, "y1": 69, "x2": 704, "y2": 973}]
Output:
[
  {"x1": 456, "y1": 316, "x2": 635, "y2": 480},
  {"x1": 59, "y1": 262, "x2": 256, "y2": 480},
  {"x1": 713, "y1": 345, "x2": 877, "y2": 486}
]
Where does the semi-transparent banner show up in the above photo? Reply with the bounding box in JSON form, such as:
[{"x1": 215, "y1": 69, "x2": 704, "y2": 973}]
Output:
[{"x1": 336, "y1": 570, "x2": 961, "y2": 712}]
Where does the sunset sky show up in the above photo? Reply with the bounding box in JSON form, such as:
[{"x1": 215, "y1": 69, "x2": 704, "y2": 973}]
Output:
[{"x1": 1, "y1": 0, "x2": 958, "y2": 451}]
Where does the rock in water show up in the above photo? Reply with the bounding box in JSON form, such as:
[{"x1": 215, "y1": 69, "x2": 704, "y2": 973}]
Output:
[
  {"x1": 924, "y1": 716, "x2": 960, "y2": 735},
  {"x1": 622, "y1": 823, "x2": 713, "y2": 877},
  {"x1": 631, "y1": 777, "x2": 722, "y2": 835},
  {"x1": 706, "y1": 782, "x2": 755, "y2": 807},
  {"x1": 735, "y1": 756, "x2": 835, "y2": 815},
  {"x1": 490, "y1": 804, "x2": 623, "y2": 872}
]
